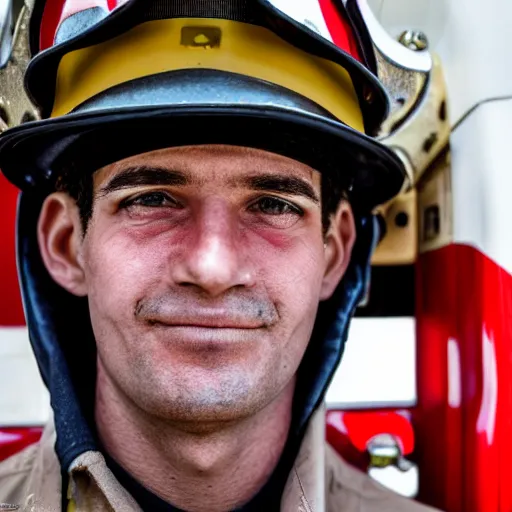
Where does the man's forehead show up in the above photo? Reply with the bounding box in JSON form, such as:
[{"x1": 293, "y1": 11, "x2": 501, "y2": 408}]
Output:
[{"x1": 93, "y1": 144, "x2": 320, "y2": 186}]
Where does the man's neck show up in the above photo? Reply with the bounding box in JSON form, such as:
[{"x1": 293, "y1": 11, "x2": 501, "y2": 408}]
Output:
[{"x1": 94, "y1": 368, "x2": 295, "y2": 512}]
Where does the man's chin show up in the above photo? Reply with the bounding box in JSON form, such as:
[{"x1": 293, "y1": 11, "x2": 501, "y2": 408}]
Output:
[
  {"x1": 145, "y1": 395, "x2": 266, "y2": 428},
  {"x1": 138, "y1": 367, "x2": 279, "y2": 425}
]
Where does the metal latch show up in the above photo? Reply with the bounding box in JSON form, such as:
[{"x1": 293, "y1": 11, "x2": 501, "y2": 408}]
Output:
[
  {"x1": 0, "y1": 1, "x2": 40, "y2": 132},
  {"x1": 367, "y1": 433, "x2": 419, "y2": 498}
]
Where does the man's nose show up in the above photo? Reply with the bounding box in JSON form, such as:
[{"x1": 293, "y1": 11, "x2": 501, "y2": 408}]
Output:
[{"x1": 172, "y1": 198, "x2": 254, "y2": 296}]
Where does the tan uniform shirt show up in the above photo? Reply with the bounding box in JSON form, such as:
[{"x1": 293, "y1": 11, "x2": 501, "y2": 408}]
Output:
[{"x1": 0, "y1": 409, "x2": 441, "y2": 512}]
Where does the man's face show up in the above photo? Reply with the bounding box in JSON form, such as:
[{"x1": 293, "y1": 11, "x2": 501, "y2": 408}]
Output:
[{"x1": 39, "y1": 145, "x2": 355, "y2": 424}]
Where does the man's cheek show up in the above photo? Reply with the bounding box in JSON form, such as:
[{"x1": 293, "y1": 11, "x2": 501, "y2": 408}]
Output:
[
  {"x1": 265, "y1": 267, "x2": 322, "y2": 335},
  {"x1": 85, "y1": 245, "x2": 152, "y2": 315},
  {"x1": 262, "y1": 246, "x2": 324, "y2": 294}
]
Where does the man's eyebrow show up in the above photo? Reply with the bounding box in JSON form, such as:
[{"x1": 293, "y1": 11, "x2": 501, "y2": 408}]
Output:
[
  {"x1": 236, "y1": 174, "x2": 320, "y2": 204},
  {"x1": 98, "y1": 166, "x2": 189, "y2": 196},
  {"x1": 98, "y1": 166, "x2": 319, "y2": 204}
]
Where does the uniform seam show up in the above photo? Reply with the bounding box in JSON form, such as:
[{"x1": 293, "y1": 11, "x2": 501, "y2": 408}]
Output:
[{"x1": 294, "y1": 467, "x2": 313, "y2": 512}]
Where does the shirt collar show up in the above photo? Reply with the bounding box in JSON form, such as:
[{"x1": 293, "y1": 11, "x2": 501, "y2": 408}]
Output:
[{"x1": 67, "y1": 406, "x2": 326, "y2": 511}]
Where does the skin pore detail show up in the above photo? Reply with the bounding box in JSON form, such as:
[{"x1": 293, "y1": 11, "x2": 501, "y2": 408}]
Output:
[{"x1": 37, "y1": 144, "x2": 356, "y2": 511}]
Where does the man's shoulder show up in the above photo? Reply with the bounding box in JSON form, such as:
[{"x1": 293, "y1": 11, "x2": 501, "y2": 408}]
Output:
[
  {"x1": 0, "y1": 443, "x2": 40, "y2": 503},
  {"x1": 0, "y1": 422, "x2": 61, "y2": 510},
  {"x1": 325, "y1": 443, "x2": 443, "y2": 512}
]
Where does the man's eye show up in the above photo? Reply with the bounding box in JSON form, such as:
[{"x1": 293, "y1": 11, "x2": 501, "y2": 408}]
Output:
[
  {"x1": 120, "y1": 191, "x2": 180, "y2": 209},
  {"x1": 247, "y1": 197, "x2": 304, "y2": 229},
  {"x1": 249, "y1": 197, "x2": 303, "y2": 216}
]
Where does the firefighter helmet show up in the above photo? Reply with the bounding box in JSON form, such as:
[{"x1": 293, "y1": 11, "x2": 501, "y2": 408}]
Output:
[{"x1": 0, "y1": 0, "x2": 405, "y2": 210}]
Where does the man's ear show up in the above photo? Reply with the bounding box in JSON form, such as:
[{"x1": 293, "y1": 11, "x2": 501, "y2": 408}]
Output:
[
  {"x1": 37, "y1": 192, "x2": 88, "y2": 296},
  {"x1": 320, "y1": 200, "x2": 356, "y2": 300}
]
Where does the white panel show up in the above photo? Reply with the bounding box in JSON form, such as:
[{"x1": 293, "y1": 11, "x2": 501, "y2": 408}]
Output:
[
  {"x1": 371, "y1": 0, "x2": 447, "y2": 48},
  {"x1": 367, "y1": 0, "x2": 384, "y2": 19},
  {"x1": 369, "y1": 0, "x2": 512, "y2": 124},
  {"x1": 326, "y1": 317, "x2": 416, "y2": 408},
  {"x1": 451, "y1": 99, "x2": 512, "y2": 274},
  {"x1": 0, "y1": 327, "x2": 50, "y2": 426},
  {"x1": 268, "y1": 0, "x2": 333, "y2": 41}
]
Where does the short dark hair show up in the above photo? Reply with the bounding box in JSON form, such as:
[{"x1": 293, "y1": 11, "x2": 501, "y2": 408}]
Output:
[
  {"x1": 55, "y1": 163, "x2": 95, "y2": 234},
  {"x1": 55, "y1": 163, "x2": 348, "y2": 235}
]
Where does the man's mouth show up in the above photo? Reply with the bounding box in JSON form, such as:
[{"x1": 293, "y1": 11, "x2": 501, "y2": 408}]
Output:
[
  {"x1": 136, "y1": 296, "x2": 278, "y2": 329},
  {"x1": 146, "y1": 307, "x2": 271, "y2": 329},
  {"x1": 151, "y1": 325, "x2": 264, "y2": 346}
]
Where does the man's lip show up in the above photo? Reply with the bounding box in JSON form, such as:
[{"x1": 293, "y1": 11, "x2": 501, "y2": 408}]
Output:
[
  {"x1": 136, "y1": 299, "x2": 278, "y2": 327},
  {"x1": 152, "y1": 326, "x2": 261, "y2": 345},
  {"x1": 147, "y1": 315, "x2": 266, "y2": 329},
  {"x1": 152, "y1": 322, "x2": 263, "y2": 329}
]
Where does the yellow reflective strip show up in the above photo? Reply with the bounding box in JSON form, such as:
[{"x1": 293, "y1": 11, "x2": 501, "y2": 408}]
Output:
[
  {"x1": 52, "y1": 18, "x2": 364, "y2": 132},
  {"x1": 67, "y1": 498, "x2": 76, "y2": 512}
]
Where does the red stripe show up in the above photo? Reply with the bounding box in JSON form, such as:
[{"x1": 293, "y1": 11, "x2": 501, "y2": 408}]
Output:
[
  {"x1": 318, "y1": 0, "x2": 361, "y2": 61},
  {"x1": 0, "y1": 173, "x2": 24, "y2": 326},
  {"x1": 0, "y1": 428, "x2": 43, "y2": 461},
  {"x1": 40, "y1": 0, "x2": 67, "y2": 50}
]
